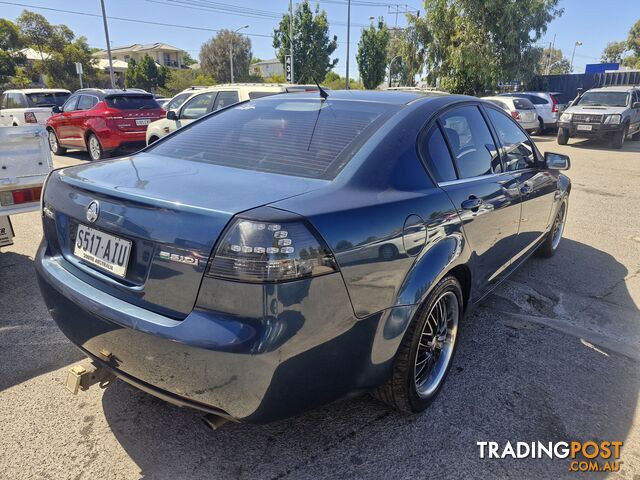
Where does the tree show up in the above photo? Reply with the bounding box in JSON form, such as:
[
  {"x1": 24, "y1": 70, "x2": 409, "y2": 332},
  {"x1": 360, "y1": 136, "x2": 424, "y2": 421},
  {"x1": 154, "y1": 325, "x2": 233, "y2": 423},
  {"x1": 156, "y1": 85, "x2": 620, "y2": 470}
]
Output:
[
  {"x1": 273, "y1": 1, "x2": 338, "y2": 83},
  {"x1": 413, "y1": 0, "x2": 562, "y2": 94},
  {"x1": 601, "y1": 41, "x2": 627, "y2": 63},
  {"x1": 536, "y1": 47, "x2": 570, "y2": 75},
  {"x1": 182, "y1": 52, "x2": 198, "y2": 66},
  {"x1": 357, "y1": 19, "x2": 389, "y2": 89},
  {"x1": 125, "y1": 54, "x2": 168, "y2": 92},
  {"x1": 200, "y1": 29, "x2": 252, "y2": 83},
  {"x1": 0, "y1": 19, "x2": 24, "y2": 86},
  {"x1": 322, "y1": 71, "x2": 363, "y2": 90},
  {"x1": 158, "y1": 68, "x2": 215, "y2": 96}
]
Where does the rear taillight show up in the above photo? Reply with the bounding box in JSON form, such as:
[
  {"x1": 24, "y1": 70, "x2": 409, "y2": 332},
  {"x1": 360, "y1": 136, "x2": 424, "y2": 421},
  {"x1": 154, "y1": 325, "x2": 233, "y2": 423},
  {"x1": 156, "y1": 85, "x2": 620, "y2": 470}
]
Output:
[
  {"x1": 0, "y1": 186, "x2": 42, "y2": 206},
  {"x1": 551, "y1": 95, "x2": 558, "y2": 113},
  {"x1": 510, "y1": 111, "x2": 521, "y2": 120},
  {"x1": 207, "y1": 210, "x2": 338, "y2": 283},
  {"x1": 24, "y1": 112, "x2": 37, "y2": 123}
]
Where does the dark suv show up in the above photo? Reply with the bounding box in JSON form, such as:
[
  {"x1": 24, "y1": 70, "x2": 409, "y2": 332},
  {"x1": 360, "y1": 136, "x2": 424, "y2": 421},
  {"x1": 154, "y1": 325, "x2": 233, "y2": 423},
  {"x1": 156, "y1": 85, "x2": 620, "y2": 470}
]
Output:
[{"x1": 46, "y1": 89, "x2": 165, "y2": 161}]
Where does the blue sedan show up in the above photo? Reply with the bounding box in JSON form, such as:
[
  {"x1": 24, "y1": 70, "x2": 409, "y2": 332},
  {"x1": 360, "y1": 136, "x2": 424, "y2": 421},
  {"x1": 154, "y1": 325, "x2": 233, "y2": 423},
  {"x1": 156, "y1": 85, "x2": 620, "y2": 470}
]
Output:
[{"x1": 36, "y1": 90, "x2": 570, "y2": 424}]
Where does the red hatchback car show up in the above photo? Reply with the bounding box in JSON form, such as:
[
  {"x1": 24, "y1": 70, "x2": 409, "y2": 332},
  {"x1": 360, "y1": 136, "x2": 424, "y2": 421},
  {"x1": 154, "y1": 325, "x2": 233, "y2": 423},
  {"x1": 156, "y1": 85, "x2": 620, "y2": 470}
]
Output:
[{"x1": 46, "y1": 89, "x2": 165, "y2": 161}]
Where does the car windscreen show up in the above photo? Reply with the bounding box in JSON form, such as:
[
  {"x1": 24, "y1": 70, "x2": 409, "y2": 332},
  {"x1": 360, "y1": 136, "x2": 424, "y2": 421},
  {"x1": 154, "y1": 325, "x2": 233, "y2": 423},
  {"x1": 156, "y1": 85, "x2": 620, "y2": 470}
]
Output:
[
  {"x1": 105, "y1": 95, "x2": 160, "y2": 110},
  {"x1": 27, "y1": 92, "x2": 70, "y2": 107},
  {"x1": 512, "y1": 98, "x2": 535, "y2": 110},
  {"x1": 576, "y1": 91, "x2": 629, "y2": 107},
  {"x1": 148, "y1": 98, "x2": 395, "y2": 179}
]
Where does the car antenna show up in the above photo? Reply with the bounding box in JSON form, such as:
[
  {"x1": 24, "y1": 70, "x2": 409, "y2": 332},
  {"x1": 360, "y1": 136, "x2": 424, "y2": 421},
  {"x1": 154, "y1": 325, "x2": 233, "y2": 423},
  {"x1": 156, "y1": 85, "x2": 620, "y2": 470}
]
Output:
[{"x1": 314, "y1": 78, "x2": 329, "y2": 100}]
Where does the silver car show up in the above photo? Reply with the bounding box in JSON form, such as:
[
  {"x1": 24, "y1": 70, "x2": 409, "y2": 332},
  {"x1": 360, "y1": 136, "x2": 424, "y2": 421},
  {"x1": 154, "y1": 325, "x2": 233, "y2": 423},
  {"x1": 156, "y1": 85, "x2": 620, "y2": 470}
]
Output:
[
  {"x1": 483, "y1": 96, "x2": 539, "y2": 133},
  {"x1": 499, "y1": 91, "x2": 568, "y2": 132}
]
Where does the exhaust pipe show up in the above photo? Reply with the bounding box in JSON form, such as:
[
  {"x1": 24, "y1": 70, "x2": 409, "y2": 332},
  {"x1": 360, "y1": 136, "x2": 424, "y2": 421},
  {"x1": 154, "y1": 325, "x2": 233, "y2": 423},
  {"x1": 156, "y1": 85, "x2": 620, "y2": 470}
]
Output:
[{"x1": 202, "y1": 413, "x2": 229, "y2": 431}]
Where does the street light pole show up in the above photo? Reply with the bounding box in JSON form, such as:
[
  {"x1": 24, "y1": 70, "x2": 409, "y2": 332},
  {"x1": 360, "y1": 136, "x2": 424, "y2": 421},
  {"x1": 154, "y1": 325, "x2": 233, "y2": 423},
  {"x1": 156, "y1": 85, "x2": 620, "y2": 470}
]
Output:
[
  {"x1": 99, "y1": 0, "x2": 115, "y2": 88},
  {"x1": 230, "y1": 25, "x2": 249, "y2": 84},
  {"x1": 345, "y1": 0, "x2": 351, "y2": 89},
  {"x1": 570, "y1": 40, "x2": 582, "y2": 73},
  {"x1": 388, "y1": 55, "x2": 401, "y2": 87},
  {"x1": 289, "y1": 0, "x2": 294, "y2": 84}
]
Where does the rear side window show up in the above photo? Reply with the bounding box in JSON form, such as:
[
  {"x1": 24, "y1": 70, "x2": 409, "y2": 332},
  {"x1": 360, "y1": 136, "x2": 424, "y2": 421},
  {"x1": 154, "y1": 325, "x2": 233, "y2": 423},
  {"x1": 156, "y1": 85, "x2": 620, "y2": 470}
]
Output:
[
  {"x1": 166, "y1": 92, "x2": 191, "y2": 111},
  {"x1": 77, "y1": 95, "x2": 98, "y2": 110},
  {"x1": 7, "y1": 93, "x2": 27, "y2": 108},
  {"x1": 486, "y1": 108, "x2": 536, "y2": 171},
  {"x1": 149, "y1": 98, "x2": 394, "y2": 179},
  {"x1": 440, "y1": 106, "x2": 500, "y2": 179},
  {"x1": 526, "y1": 95, "x2": 548, "y2": 105},
  {"x1": 248, "y1": 91, "x2": 280, "y2": 100},
  {"x1": 105, "y1": 95, "x2": 159, "y2": 110},
  {"x1": 420, "y1": 126, "x2": 457, "y2": 182},
  {"x1": 213, "y1": 91, "x2": 240, "y2": 111}
]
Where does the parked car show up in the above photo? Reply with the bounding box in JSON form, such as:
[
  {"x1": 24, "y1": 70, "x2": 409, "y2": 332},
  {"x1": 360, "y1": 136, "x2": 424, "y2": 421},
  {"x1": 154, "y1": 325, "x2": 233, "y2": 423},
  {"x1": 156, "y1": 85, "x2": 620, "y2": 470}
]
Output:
[
  {"x1": 0, "y1": 88, "x2": 70, "y2": 126},
  {"x1": 557, "y1": 85, "x2": 640, "y2": 148},
  {"x1": 162, "y1": 86, "x2": 210, "y2": 112},
  {"x1": 146, "y1": 83, "x2": 320, "y2": 144},
  {"x1": 482, "y1": 96, "x2": 539, "y2": 133},
  {"x1": 499, "y1": 91, "x2": 568, "y2": 132},
  {"x1": 46, "y1": 89, "x2": 165, "y2": 161},
  {"x1": 36, "y1": 91, "x2": 570, "y2": 425},
  {"x1": 0, "y1": 125, "x2": 53, "y2": 248}
]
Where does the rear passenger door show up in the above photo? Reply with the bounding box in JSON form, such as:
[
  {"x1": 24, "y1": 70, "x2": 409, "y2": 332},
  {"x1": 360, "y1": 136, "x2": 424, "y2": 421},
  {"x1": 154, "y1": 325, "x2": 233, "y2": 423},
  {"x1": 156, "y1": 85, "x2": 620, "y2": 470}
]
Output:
[
  {"x1": 485, "y1": 106, "x2": 556, "y2": 257},
  {"x1": 427, "y1": 104, "x2": 522, "y2": 295}
]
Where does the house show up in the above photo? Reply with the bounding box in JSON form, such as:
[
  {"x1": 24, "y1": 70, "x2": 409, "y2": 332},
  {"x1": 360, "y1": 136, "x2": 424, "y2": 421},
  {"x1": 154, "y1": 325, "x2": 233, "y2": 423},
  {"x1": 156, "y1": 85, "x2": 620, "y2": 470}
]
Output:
[
  {"x1": 93, "y1": 43, "x2": 187, "y2": 69},
  {"x1": 251, "y1": 59, "x2": 284, "y2": 80}
]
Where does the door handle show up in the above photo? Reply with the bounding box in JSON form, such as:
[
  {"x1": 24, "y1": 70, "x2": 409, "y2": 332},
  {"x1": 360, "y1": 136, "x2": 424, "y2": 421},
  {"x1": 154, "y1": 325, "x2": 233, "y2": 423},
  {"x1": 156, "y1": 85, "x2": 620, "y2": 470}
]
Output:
[
  {"x1": 461, "y1": 197, "x2": 483, "y2": 211},
  {"x1": 520, "y1": 183, "x2": 532, "y2": 195}
]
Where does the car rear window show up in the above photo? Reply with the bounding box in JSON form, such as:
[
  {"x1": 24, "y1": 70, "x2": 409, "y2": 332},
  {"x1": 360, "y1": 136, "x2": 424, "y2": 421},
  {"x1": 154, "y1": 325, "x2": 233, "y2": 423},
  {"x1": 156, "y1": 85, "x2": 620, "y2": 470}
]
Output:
[
  {"x1": 551, "y1": 93, "x2": 568, "y2": 104},
  {"x1": 512, "y1": 98, "x2": 535, "y2": 110},
  {"x1": 148, "y1": 98, "x2": 395, "y2": 179},
  {"x1": 105, "y1": 95, "x2": 160, "y2": 110},
  {"x1": 27, "y1": 92, "x2": 70, "y2": 107}
]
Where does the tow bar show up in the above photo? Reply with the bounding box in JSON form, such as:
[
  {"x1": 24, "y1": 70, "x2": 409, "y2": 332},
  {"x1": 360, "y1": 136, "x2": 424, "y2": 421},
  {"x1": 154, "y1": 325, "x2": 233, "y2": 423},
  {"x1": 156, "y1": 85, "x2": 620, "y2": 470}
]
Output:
[{"x1": 65, "y1": 359, "x2": 116, "y2": 395}]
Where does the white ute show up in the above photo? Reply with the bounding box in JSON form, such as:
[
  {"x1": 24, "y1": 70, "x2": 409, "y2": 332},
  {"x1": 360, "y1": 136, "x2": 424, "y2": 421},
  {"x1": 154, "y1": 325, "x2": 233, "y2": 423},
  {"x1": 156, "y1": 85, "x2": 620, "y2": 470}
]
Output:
[{"x1": 0, "y1": 125, "x2": 53, "y2": 248}]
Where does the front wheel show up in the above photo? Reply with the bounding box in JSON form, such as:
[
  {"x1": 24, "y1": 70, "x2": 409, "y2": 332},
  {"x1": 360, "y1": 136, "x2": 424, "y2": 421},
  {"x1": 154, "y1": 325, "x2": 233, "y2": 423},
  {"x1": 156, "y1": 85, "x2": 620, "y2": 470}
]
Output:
[
  {"x1": 48, "y1": 129, "x2": 66, "y2": 155},
  {"x1": 537, "y1": 200, "x2": 567, "y2": 258},
  {"x1": 87, "y1": 133, "x2": 108, "y2": 161},
  {"x1": 557, "y1": 127, "x2": 569, "y2": 145},
  {"x1": 373, "y1": 275, "x2": 462, "y2": 413},
  {"x1": 610, "y1": 125, "x2": 628, "y2": 149}
]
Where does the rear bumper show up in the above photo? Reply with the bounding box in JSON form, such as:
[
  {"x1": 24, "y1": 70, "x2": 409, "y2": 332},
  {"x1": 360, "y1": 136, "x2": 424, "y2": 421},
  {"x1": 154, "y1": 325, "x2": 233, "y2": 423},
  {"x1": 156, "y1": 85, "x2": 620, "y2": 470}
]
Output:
[
  {"x1": 558, "y1": 121, "x2": 623, "y2": 137},
  {"x1": 98, "y1": 130, "x2": 148, "y2": 151},
  {"x1": 35, "y1": 243, "x2": 406, "y2": 422}
]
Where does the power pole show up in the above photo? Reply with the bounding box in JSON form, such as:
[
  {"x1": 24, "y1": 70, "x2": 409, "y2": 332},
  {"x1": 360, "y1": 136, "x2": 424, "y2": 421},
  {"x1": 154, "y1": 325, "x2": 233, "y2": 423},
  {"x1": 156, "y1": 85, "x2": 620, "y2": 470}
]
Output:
[
  {"x1": 545, "y1": 34, "x2": 556, "y2": 75},
  {"x1": 100, "y1": 0, "x2": 116, "y2": 88},
  {"x1": 229, "y1": 42, "x2": 234, "y2": 83},
  {"x1": 289, "y1": 0, "x2": 295, "y2": 84},
  {"x1": 345, "y1": 0, "x2": 351, "y2": 89}
]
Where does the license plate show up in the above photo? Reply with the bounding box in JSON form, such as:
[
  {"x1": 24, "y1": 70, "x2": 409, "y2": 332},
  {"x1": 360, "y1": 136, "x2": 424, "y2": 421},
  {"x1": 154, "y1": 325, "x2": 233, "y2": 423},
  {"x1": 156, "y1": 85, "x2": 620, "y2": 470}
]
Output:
[
  {"x1": 0, "y1": 216, "x2": 14, "y2": 247},
  {"x1": 73, "y1": 224, "x2": 131, "y2": 278},
  {"x1": 577, "y1": 124, "x2": 592, "y2": 131},
  {"x1": 136, "y1": 118, "x2": 151, "y2": 126}
]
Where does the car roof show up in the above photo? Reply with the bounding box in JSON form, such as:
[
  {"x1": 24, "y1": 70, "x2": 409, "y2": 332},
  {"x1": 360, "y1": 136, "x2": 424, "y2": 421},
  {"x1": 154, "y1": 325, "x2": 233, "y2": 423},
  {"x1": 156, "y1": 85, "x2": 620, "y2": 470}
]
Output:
[
  {"x1": 587, "y1": 85, "x2": 638, "y2": 93},
  {"x1": 3, "y1": 88, "x2": 70, "y2": 94},
  {"x1": 261, "y1": 89, "x2": 442, "y2": 105}
]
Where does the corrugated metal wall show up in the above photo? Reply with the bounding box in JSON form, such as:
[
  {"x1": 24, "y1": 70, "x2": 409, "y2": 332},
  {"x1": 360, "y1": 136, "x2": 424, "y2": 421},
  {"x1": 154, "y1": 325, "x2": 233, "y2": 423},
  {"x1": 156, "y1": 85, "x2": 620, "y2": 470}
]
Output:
[{"x1": 528, "y1": 71, "x2": 640, "y2": 99}]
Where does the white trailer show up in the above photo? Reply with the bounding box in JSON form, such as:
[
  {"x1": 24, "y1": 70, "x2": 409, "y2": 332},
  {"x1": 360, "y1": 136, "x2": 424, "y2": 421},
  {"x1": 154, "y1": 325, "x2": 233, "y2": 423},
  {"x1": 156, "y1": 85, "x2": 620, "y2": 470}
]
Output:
[{"x1": 0, "y1": 125, "x2": 53, "y2": 247}]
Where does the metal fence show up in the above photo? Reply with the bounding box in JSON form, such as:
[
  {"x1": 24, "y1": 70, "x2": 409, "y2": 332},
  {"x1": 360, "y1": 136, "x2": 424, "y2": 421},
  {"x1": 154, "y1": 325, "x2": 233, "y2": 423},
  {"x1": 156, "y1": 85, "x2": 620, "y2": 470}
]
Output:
[{"x1": 528, "y1": 71, "x2": 640, "y2": 99}]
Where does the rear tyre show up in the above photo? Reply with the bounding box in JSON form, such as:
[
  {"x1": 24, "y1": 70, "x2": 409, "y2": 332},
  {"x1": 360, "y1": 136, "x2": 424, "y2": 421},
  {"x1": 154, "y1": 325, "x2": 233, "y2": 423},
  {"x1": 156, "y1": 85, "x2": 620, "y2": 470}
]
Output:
[
  {"x1": 537, "y1": 200, "x2": 567, "y2": 258},
  {"x1": 630, "y1": 129, "x2": 640, "y2": 141},
  {"x1": 610, "y1": 125, "x2": 628, "y2": 149},
  {"x1": 147, "y1": 136, "x2": 160, "y2": 145},
  {"x1": 535, "y1": 117, "x2": 545, "y2": 135},
  {"x1": 557, "y1": 127, "x2": 569, "y2": 145},
  {"x1": 87, "y1": 133, "x2": 108, "y2": 161},
  {"x1": 373, "y1": 275, "x2": 462, "y2": 413},
  {"x1": 47, "y1": 129, "x2": 66, "y2": 155}
]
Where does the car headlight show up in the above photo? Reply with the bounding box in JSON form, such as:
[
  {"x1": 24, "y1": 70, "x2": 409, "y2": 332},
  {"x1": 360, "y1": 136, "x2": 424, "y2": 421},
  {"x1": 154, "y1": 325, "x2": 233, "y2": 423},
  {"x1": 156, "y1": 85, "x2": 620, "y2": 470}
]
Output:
[
  {"x1": 603, "y1": 114, "x2": 621, "y2": 125},
  {"x1": 560, "y1": 113, "x2": 572, "y2": 122}
]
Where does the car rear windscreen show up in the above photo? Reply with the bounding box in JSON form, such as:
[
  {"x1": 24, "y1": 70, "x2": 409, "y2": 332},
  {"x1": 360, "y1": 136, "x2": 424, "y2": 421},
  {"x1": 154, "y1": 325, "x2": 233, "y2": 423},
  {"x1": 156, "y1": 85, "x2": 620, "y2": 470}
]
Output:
[
  {"x1": 106, "y1": 95, "x2": 160, "y2": 110},
  {"x1": 148, "y1": 98, "x2": 395, "y2": 179},
  {"x1": 512, "y1": 98, "x2": 535, "y2": 110},
  {"x1": 27, "y1": 92, "x2": 70, "y2": 107}
]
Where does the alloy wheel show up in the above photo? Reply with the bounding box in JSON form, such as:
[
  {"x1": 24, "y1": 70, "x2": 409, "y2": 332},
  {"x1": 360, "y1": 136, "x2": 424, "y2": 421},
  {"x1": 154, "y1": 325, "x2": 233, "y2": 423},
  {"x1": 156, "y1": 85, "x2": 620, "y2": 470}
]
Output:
[
  {"x1": 551, "y1": 203, "x2": 566, "y2": 250},
  {"x1": 414, "y1": 290, "x2": 459, "y2": 398},
  {"x1": 48, "y1": 131, "x2": 58, "y2": 152},
  {"x1": 89, "y1": 136, "x2": 101, "y2": 160}
]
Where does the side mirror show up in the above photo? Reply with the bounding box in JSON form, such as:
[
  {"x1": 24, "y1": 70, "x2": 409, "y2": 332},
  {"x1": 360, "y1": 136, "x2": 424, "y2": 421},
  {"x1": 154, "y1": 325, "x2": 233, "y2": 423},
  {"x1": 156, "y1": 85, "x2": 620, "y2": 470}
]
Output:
[
  {"x1": 166, "y1": 110, "x2": 178, "y2": 120},
  {"x1": 545, "y1": 152, "x2": 570, "y2": 170},
  {"x1": 52, "y1": 105, "x2": 61, "y2": 114},
  {"x1": 633, "y1": 102, "x2": 640, "y2": 109}
]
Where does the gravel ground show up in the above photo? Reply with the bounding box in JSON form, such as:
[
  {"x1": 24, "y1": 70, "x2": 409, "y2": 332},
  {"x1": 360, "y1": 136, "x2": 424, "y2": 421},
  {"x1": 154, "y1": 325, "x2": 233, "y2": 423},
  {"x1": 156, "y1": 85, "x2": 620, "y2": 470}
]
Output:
[{"x1": 1, "y1": 135, "x2": 639, "y2": 479}]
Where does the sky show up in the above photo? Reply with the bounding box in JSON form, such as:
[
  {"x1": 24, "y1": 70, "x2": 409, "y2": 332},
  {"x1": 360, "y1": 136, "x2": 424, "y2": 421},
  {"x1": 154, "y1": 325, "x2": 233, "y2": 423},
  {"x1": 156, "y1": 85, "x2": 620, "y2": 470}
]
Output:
[{"x1": 0, "y1": 0, "x2": 638, "y2": 79}]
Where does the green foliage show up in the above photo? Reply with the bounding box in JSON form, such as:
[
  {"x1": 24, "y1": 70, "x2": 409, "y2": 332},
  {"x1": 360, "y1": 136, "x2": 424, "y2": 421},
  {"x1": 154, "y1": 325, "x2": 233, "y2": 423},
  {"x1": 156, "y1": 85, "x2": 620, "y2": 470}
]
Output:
[
  {"x1": 269, "y1": 73, "x2": 286, "y2": 83},
  {"x1": 322, "y1": 71, "x2": 363, "y2": 90},
  {"x1": 414, "y1": 0, "x2": 562, "y2": 94},
  {"x1": 182, "y1": 52, "x2": 198, "y2": 66},
  {"x1": 273, "y1": 1, "x2": 338, "y2": 84},
  {"x1": 628, "y1": 19, "x2": 640, "y2": 56},
  {"x1": 537, "y1": 47, "x2": 570, "y2": 75},
  {"x1": 7, "y1": 66, "x2": 32, "y2": 88},
  {"x1": 601, "y1": 41, "x2": 627, "y2": 63},
  {"x1": 598, "y1": 19, "x2": 640, "y2": 69},
  {"x1": 200, "y1": 29, "x2": 252, "y2": 83},
  {"x1": 125, "y1": 54, "x2": 168, "y2": 92},
  {"x1": 386, "y1": 24, "x2": 423, "y2": 87},
  {"x1": 0, "y1": 18, "x2": 23, "y2": 51},
  {"x1": 158, "y1": 68, "x2": 215, "y2": 96},
  {"x1": 357, "y1": 19, "x2": 389, "y2": 89}
]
